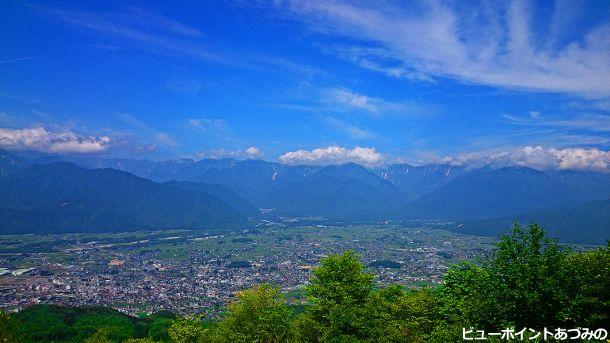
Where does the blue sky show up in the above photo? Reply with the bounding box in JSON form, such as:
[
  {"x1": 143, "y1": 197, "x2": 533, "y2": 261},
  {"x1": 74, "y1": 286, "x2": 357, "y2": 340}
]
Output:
[{"x1": 1, "y1": 0, "x2": 609, "y2": 170}]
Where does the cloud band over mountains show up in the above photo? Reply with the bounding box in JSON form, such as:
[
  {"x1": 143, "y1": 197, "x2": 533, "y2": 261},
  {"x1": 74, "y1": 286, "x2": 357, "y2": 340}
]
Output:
[
  {"x1": 436, "y1": 146, "x2": 610, "y2": 172},
  {"x1": 278, "y1": 145, "x2": 610, "y2": 172},
  {"x1": 0, "y1": 127, "x2": 110, "y2": 154},
  {"x1": 279, "y1": 146, "x2": 385, "y2": 167},
  {"x1": 1, "y1": 127, "x2": 608, "y2": 172}
]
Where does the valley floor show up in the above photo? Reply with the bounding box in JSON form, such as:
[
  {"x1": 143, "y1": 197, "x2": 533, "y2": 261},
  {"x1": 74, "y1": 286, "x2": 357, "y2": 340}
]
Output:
[{"x1": 0, "y1": 225, "x2": 495, "y2": 316}]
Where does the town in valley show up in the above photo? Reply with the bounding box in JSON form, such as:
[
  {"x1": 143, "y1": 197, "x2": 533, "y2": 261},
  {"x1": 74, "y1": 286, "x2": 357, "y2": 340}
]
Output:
[{"x1": 0, "y1": 223, "x2": 495, "y2": 317}]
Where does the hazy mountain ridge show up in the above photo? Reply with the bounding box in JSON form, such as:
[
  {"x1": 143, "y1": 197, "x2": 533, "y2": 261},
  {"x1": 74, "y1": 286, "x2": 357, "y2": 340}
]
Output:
[
  {"x1": 0, "y1": 149, "x2": 26, "y2": 176},
  {"x1": 452, "y1": 199, "x2": 610, "y2": 244},
  {"x1": 0, "y1": 149, "x2": 61, "y2": 176},
  {"x1": 397, "y1": 166, "x2": 587, "y2": 220},
  {"x1": 264, "y1": 163, "x2": 408, "y2": 219},
  {"x1": 0, "y1": 162, "x2": 248, "y2": 233},
  {"x1": 164, "y1": 180, "x2": 259, "y2": 218},
  {"x1": 546, "y1": 169, "x2": 610, "y2": 202},
  {"x1": 373, "y1": 163, "x2": 467, "y2": 201},
  {"x1": 1, "y1": 150, "x2": 608, "y2": 241}
]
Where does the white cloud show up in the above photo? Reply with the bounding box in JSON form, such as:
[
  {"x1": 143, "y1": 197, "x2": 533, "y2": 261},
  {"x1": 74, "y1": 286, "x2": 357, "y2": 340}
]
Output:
[
  {"x1": 0, "y1": 127, "x2": 111, "y2": 153},
  {"x1": 274, "y1": 0, "x2": 610, "y2": 97},
  {"x1": 505, "y1": 146, "x2": 563, "y2": 170},
  {"x1": 506, "y1": 146, "x2": 610, "y2": 172},
  {"x1": 245, "y1": 146, "x2": 264, "y2": 159},
  {"x1": 195, "y1": 146, "x2": 264, "y2": 160},
  {"x1": 550, "y1": 147, "x2": 610, "y2": 171},
  {"x1": 435, "y1": 146, "x2": 610, "y2": 172},
  {"x1": 279, "y1": 146, "x2": 385, "y2": 167}
]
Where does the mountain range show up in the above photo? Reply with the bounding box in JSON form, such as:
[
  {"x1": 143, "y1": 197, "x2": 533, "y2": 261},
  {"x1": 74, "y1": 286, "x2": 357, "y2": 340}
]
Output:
[
  {"x1": 0, "y1": 161, "x2": 249, "y2": 233},
  {"x1": 398, "y1": 166, "x2": 582, "y2": 219},
  {"x1": 1, "y1": 149, "x2": 609, "y2": 243},
  {"x1": 453, "y1": 199, "x2": 610, "y2": 244}
]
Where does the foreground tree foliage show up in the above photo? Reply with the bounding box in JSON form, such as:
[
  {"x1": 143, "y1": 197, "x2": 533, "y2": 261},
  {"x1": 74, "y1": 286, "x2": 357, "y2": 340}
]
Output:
[
  {"x1": 440, "y1": 223, "x2": 609, "y2": 332},
  {"x1": 296, "y1": 250, "x2": 375, "y2": 341},
  {"x1": 3, "y1": 222, "x2": 609, "y2": 342},
  {"x1": 203, "y1": 284, "x2": 294, "y2": 342},
  {"x1": 2, "y1": 306, "x2": 174, "y2": 343}
]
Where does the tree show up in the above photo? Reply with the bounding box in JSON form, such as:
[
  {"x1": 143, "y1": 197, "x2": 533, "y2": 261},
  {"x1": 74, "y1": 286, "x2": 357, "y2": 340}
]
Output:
[
  {"x1": 84, "y1": 328, "x2": 113, "y2": 343},
  {"x1": 0, "y1": 312, "x2": 15, "y2": 343},
  {"x1": 72, "y1": 313, "x2": 136, "y2": 342},
  {"x1": 490, "y1": 222, "x2": 568, "y2": 327},
  {"x1": 206, "y1": 284, "x2": 294, "y2": 342},
  {"x1": 437, "y1": 262, "x2": 492, "y2": 341},
  {"x1": 147, "y1": 315, "x2": 174, "y2": 342},
  {"x1": 168, "y1": 316, "x2": 205, "y2": 343},
  {"x1": 298, "y1": 250, "x2": 375, "y2": 342},
  {"x1": 124, "y1": 339, "x2": 154, "y2": 343},
  {"x1": 361, "y1": 285, "x2": 410, "y2": 342},
  {"x1": 9, "y1": 305, "x2": 69, "y2": 342},
  {"x1": 559, "y1": 243, "x2": 610, "y2": 328},
  {"x1": 440, "y1": 222, "x2": 571, "y2": 330}
]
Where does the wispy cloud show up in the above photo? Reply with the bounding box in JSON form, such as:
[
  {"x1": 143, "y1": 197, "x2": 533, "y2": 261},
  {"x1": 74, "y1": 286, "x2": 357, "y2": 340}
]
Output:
[
  {"x1": 39, "y1": 5, "x2": 330, "y2": 76},
  {"x1": 324, "y1": 88, "x2": 381, "y2": 113},
  {"x1": 154, "y1": 132, "x2": 179, "y2": 148},
  {"x1": 250, "y1": 55, "x2": 328, "y2": 77},
  {"x1": 39, "y1": 6, "x2": 231, "y2": 64},
  {"x1": 322, "y1": 87, "x2": 426, "y2": 116},
  {"x1": 503, "y1": 112, "x2": 610, "y2": 132},
  {"x1": 115, "y1": 113, "x2": 179, "y2": 149},
  {"x1": 187, "y1": 117, "x2": 245, "y2": 146},
  {"x1": 324, "y1": 117, "x2": 377, "y2": 140},
  {"x1": 271, "y1": 0, "x2": 610, "y2": 97},
  {"x1": 188, "y1": 118, "x2": 228, "y2": 132},
  {"x1": 319, "y1": 45, "x2": 433, "y2": 82},
  {"x1": 273, "y1": 86, "x2": 428, "y2": 118},
  {"x1": 465, "y1": 126, "x2": 610, "y2": 153},
  {"x1": 0, "y1": 56, "x2": 34, "y2": 64},
  {"x1": 567, "y1": 99, "x2": 610, "y2": 113}
]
